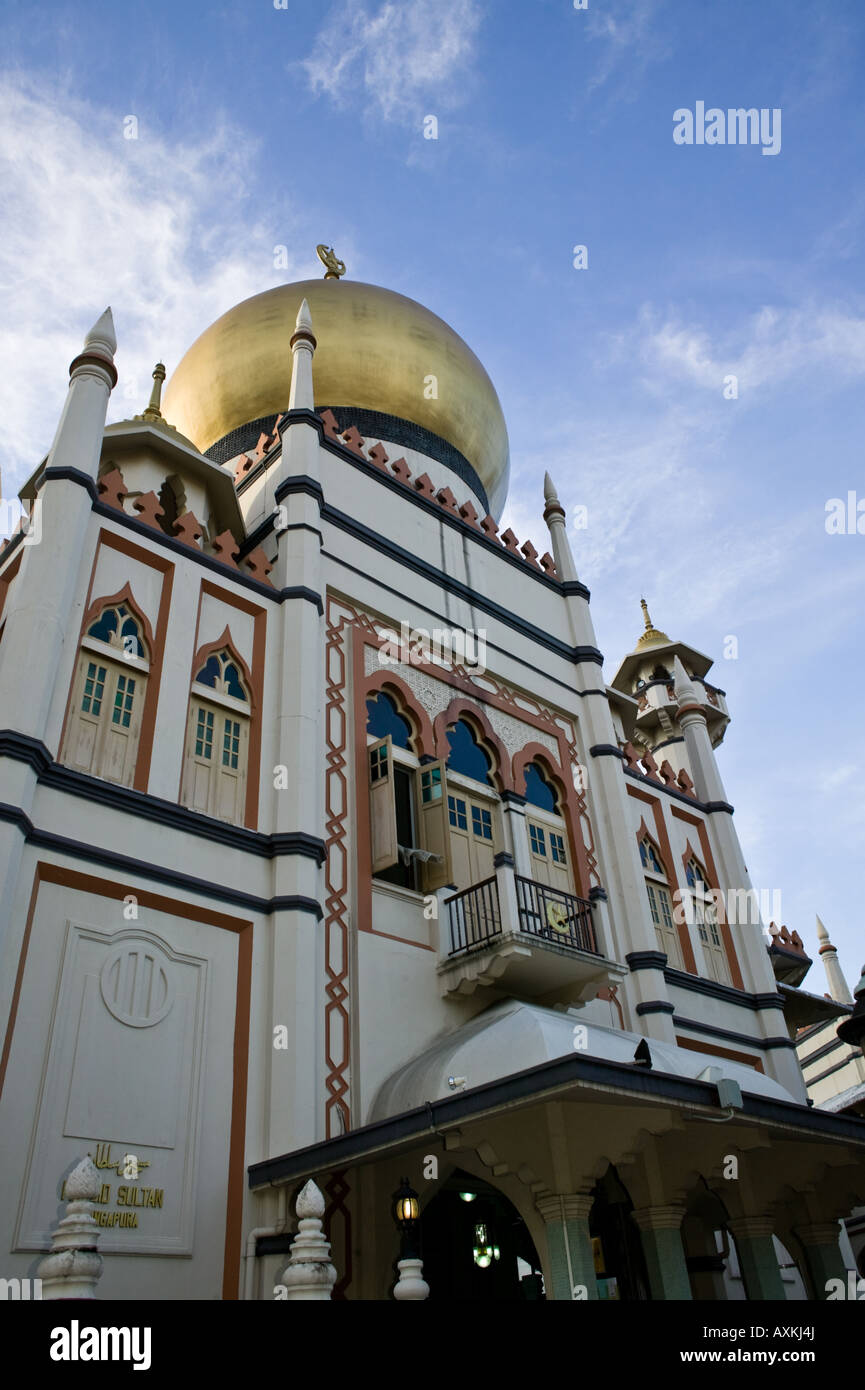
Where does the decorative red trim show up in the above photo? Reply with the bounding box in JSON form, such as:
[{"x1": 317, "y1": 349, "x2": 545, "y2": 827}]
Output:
[
  {"x1": 675, "y1": 1035, "x2": 763, "y2": 1073},
  {"x1": 324, "y1": 1172, "x2": 352, "y2": 1298},
  {"x1": 596, "y1": 984, "x2": 624, "y2": 1029}
]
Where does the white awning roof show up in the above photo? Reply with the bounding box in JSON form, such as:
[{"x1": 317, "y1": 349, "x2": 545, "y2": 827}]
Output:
[{"x1": 369, "y1": 998, "x2": 798, "y2": 1121}]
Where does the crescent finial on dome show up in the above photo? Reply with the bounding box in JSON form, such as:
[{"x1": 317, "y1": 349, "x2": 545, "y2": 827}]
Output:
[{"x1": 316, "y1": 245, "x2": 346, "y2": 280}]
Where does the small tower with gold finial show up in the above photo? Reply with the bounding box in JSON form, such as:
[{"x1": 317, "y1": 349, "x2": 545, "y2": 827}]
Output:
[
  {"x1": 636, "y1": 598, "x2": 671, "y2": 650},
  {"x1": 137, "y1": 362, "x2": 167, "y2": 423},
  {"x1": 609, "y1": 600, "x2": 729, "y2": 758}
]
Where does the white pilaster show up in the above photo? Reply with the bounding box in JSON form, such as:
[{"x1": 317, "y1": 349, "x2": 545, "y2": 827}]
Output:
[{"x1": 268, "y1": 301, "x2": 327, "y2": 1154}]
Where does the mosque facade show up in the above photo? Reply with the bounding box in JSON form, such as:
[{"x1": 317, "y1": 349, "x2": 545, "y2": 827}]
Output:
[{"x1": 0, "y1": 260, "x2": 863, "y2": 1301}]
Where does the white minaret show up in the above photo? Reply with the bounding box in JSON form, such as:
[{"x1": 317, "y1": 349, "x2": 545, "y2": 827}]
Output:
[
  {"x1": 672, "y1": 656, "x2": 728, "y2": 805},
  {"x1": 0, "y1": 306, "x2": 118, "y2": 742},
  {"x1": 288, "y1": 298, "x2": 315, "y2": 411},
  {"x1": 672, "y1": 656, "x2": 806, "y2": 1098},
  {"x1": 266, "y1": 297, "x2": 328, "y2": 1153},
  {"x1": 816, "y1": 916, "x2": 853, "y2": 1005},
  {"x1": 542, "y1": 472, "x2": 577, "y2": 582},
  {"x1": 542, "y1": 479, "x2": 677, "y2": 1040},
  {"x1": 0, "y1": 309, "x2": 117, "y2": 1068}
]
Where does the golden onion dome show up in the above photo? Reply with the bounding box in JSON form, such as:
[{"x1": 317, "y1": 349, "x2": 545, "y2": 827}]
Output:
[{"x1": 162, "y1": 278, "x2": 510, "y2": 514}]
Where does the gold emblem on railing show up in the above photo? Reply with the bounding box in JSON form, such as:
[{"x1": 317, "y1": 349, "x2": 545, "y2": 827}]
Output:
[{"x1": 546, "y1": 902, "x2": 569, "y2": 934}]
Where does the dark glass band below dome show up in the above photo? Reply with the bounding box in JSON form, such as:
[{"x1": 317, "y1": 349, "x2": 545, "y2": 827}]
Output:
[{"x1": 206, "y1": 406, "x2": 490, "y2": 516}]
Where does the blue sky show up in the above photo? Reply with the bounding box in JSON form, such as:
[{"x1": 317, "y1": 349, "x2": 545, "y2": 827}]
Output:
[{"x1": 1, "y1": 0, "x2": 863, "y2": 984}]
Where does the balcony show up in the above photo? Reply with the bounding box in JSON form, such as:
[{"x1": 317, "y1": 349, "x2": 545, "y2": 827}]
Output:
[{"x1": 438, "y1": 869, "x2": 622, "y2": 1001}]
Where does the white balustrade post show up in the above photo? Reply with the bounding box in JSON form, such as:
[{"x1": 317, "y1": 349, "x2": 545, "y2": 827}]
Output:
[
  {"x1": 37, "y1": 1156, "x2": 104, "y2": 1299},
  {"x1": 280, "y1": 1180, "x2": 337, "y2": 1300}
]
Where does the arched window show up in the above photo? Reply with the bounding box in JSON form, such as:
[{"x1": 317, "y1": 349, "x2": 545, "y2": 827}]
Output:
[
  {"x1": 365, "y1": 706, "x2": 504, "y2": 898},
  {"x1": 366, "y1": 691, "x2": 414, "y2": 751},
  {"x1": 443, "y1": 718, "x2": 500, "y2": 893},
  {"x1": 366, "y1": 692, "x2": 421, "y2": 889},
  {"x1": 522, "y1": 760, "x2": 573, "y2": 896},
  {"x1": 445, "y1": 719, "x2": 493, "y2": 785},
  {"x1": 62, "y1": 600, "x2": 150, "y2": 786},
  {"x1": 524, "y1": 762, "x2": 559, "y2": 813},
  {"x1": 685, "y1": 855, "x2": 729, "y2": 984},
  {"x1": 640, "y1": 834, "x2": 682, "y2": 969},
  {"x1": 181, "y1": 648, "x2": 250, "y2": 824}
]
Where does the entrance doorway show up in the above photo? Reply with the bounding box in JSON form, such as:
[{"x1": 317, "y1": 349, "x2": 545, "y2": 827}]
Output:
[
  {"x1": 589, "y1": 1166, "x2": 650, "y2": 1300},
  {"x1": 419, "y1": 1171, "x2": 544, "y2": 1301}
]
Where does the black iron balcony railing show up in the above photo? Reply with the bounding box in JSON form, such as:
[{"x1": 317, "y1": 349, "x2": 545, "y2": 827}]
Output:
[
  {"x1": 447, "y1": 875, "x2": 501, "y2": 955},
  {"x1": 514, "y1": 876, "x2": 599, "y2": 955},
  {"x1": 445, "y1": 874, "x2": 601, "y2": 958}
]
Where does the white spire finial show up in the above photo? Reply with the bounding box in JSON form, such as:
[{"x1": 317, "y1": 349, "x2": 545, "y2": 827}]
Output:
[
  {"x1": 296, "y1": 1178, "x2": 325, "y2": 1220},
  {"x1": 817, "y1": 915, "x2": 854, "y2": 1003},
  {"x1": 673, "y1": 655, "x2": 698, "y2": 706},
  {"x1": 543, "y1": 471, "x2": 558, "y2": 505},
  {"x1": 84, "y1": 306, "x2": 116, "y2": 358},
  {"x1": 296, "y1": 298, "x2": 313, "y2": 333}
]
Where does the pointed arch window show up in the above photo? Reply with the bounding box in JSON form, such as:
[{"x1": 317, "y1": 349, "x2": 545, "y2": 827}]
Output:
[
  {"x1": 61, "y1": 600, "x2": 150, "y2": 786},
  {"x1": 181, "y1": 648, "x2": 250, "y2": 824},
  {"x1": 524, "y1": 762, "x2": 559, "y2": 814},
  {"x1": 640, "y1": 834, "x2": 682, "y2": 969},
  {"x1": 445, "y1": 718, "x2": 494, "y2": 786},
  {"x1": 366, "y1": 691, "x2": 414, "y2": 751},
  {"x1": 522, "y1": 759, "x2": 575, "y2": 895},
  {"x1": 685, "y1": 854, "x2": 730, "y2": 985},
  {"x1": 365, "y1": 690, "x2": 451, "y2": 894}
]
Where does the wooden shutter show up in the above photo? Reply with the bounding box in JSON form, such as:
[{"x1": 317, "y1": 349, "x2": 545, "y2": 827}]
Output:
[
  {"x1": 101, "y1": 667, "x2": 145, "y2": 787},
  {"x1": 182, "y1": 698, "x2": 214, "y2": 814},
  {"x1": 368, "y1": 736, "x2": 398, "y2": 874},
  {"x1": 417, "y1": 760, "x2": 452, "y2": 893},
  {"x1": 64, "y1": 653, "x2": 104, "y2": 774},
  {"x1": 215, "y1": 713, "x2": 248, "y2": 824}
]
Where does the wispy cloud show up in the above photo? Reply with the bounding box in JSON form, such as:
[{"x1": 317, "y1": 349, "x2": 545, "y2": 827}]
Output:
[
  {"x1": 0, "y1": 73, "x2": 307, "y2": 494},
  {"x1": 302, "y1": 0, "x2": 483, "y2": 126},
  {"x1": 609, "y1": 301, "x2": 865, "y2": 402},
  {"x1": 584, "y1": 0, "x2": 671, "y2": 102}
]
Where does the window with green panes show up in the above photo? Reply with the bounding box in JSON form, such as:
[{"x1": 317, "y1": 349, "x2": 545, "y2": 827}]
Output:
[
  {"x1": 112, "y1": 674, "x2": 136, "y2": 728},
  {"x1": 529, "y1": 823, "x2": 546, "y2": 857},
  {"x1": 222, "y1": 718, "x2": 240, "y2": 770},
  {"x1": 369, "y1": 743, "x2": 388, "y2": 783},
  {"x1": 647, "y1": 881, "x2": 674, "y2": 931},
  {"x1": 471, "y1": 804, "x2": 492, "y2": 840},
  {"x1": 195, "y1": 708, "x2": 214, "y2": 759},
  {"x1": 421, "y1": 765, "x2": 442, "y2": 803},
  {"x1": 82, "y1": 663, "x2": 107, "y2": 716}
]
